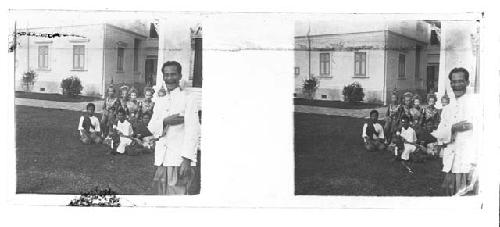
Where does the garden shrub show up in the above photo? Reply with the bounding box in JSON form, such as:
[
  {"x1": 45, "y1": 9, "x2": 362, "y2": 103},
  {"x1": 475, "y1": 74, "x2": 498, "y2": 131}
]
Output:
[
  {"x1": 61, "y1": 76, "x2": 83, "y2": 96},
  {"x1": 302, "y1": 76, "x2": 319, "y2": 99},
  {"x1": 22, "y1": 70, "x2": 37, "y2": 91},
  {"x1": 342, "y1": 82, "x2": 365, "y2": 103}
]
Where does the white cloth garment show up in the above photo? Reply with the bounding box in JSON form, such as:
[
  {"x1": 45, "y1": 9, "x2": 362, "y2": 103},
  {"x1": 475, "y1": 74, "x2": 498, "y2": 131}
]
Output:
[
  {"x1": 149, "y1": 87, "x2": 200, "y2": 167},
  {"x1": 114, "y1": 120, "x2": 134, "y2": 154},
  {"x1": 77, "y1": 115, "x2": 101, "y2": 135},
  {"x1": 432, "y1": 91, "x2": 478, "y2": 173},
  {"x1": 361, "y1": 122, "x2": 385, "y2": 140},
  {"x1": 399, "y1": 126, "x2": 417, "y2": 161}
]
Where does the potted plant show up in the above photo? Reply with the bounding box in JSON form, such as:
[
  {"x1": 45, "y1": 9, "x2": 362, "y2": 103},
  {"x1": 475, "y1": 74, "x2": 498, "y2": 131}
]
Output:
[
  {"x1": 21, "y1": 70, "x2": 37, "y2": 92},
  {"x1": 302, "y1": 76, "x2": 319, "y2": 100}
]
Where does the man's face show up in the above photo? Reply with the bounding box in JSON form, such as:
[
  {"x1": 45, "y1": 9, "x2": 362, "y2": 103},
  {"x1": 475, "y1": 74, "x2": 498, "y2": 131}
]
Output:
[
  {"x1": 163, "y1": 65, "x2": 182, "y2": 91},
  {"x1": 450, "y1": 72, "x2": 469, "y2": 98},
  {"x1": 370, "y1": 113, "x2": 378, "y2": 122},
  {"x1": 107, "y1": 88, "x2": 115, "y2": 97},
  {"x1": 121, "y1": 90, "x2": 128, "y2": 98}
]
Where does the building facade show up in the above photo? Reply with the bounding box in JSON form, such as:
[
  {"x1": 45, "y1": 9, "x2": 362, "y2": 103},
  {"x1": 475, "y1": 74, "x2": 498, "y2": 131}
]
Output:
[
  {"x1": 294, "y1": 21, "x2": 435, "y2": 104},
  {"x1": 15, "y1": 23, "x2": 159, "y2": 97}
]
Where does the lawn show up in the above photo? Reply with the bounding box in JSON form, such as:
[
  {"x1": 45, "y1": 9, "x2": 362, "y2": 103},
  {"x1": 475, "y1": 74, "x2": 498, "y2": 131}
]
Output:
[
  {"x1": 15, "y1": 91, "x2": 102, "y2": 103},
  {"x1": 16, "y1": 106, "x2": 155, "y2": 195},
  {"x1": 294, "y1": 98, "x2": 384, "y2": 109},
  {"x1": 295, "y1": 113, "x2": 445, "y2": 196}
]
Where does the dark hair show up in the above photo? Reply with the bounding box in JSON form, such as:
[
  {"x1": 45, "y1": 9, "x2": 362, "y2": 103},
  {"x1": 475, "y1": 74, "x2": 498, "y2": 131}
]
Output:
[
  {"x1": 86, "y1": 103, "x2": 95, "y2": 109},
  {"x1": 370, "y1": 110, "x2": 378, "y2": 116},
  {"x1": 117, "y1": 108, "x2": 127, "y2": 115},
  {"x1": 448, "y1": 67, "x2": 470, "y2": 81},
  {"x1": 161, "y1": 61, "x2": 182, "y2": 74},
  {"x1": 401, "y1": 115, "x2": 410, "y2": 122}
]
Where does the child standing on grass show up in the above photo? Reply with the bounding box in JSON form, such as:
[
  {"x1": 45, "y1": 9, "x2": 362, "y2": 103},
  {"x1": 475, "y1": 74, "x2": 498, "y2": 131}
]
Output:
[
  {"x1": 362, "y1": 110, "x2": 386, "y2": 152},
  {"x1": 396, "y1": 115, "x2": 424, "y2": 171},
  {"x1": 78, "y1": 103, "x2": 102, "y2": 144},
  {"x1": 112, "y1": 108, "x2": 134, "y2": 154},
  {"x1": 101, "y1": 85, "x2": 120, "y2": 138}
]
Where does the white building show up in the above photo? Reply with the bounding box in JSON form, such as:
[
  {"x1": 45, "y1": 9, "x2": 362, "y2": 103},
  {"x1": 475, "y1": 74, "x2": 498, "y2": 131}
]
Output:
[{"x1": 14, "y1": 23, "x2": 159, "y2": 97}]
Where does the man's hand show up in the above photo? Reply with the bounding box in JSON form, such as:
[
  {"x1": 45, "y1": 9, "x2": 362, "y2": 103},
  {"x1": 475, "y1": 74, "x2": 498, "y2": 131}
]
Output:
[
  {"x1": 452, "y1": 120, "x2": 473, "y2": 134},
  {"x1": 179, "y1": 157, "x2": 191, "y2": 178},
  {"x1": 163, "y1": 114, "x2": 185, "y2": 127}
]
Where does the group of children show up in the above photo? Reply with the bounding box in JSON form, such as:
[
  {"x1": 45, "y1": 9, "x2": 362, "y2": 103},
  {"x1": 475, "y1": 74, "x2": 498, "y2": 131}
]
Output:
[
  {"x1": 78, "y1": 84, "x2": 170, "y2": 155},
  {"x1": 362, "y1": 91, "x2": 451, "y2": 172}
]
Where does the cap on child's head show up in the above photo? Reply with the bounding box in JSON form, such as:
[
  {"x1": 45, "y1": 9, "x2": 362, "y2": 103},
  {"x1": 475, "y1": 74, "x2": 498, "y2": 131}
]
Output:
[
  {"x1": 370, "y1": 109, "x2": 378, "y2": 116},
  {"x1": 87, "y1": 103, "x2": 95, "y2": 109}
]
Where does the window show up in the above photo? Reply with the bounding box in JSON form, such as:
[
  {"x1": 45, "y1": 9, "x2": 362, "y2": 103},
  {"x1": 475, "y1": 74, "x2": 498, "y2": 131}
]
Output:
[
  {"x1": 38, "y1": 46, "x2": 49, "y2": 69},
  {"x1": 354, "y1": 52, "x2": 366, "y2": 77},
  {"x1": 73, "y1": 45, "x2": 85, "y2": 70},
  {"x1": 294, "y1": 67, "x2": 300, "y2": 76},
  {"x1": 117, "y1": 47, "x2": 124, "y2": 72},
  {"x1": 398, "y1": 54, "x2": 406, "y2": 78},
  {"x1": 134, "y1": 39, "x2": 140, "y2": 72},
  {"x1": 319, "y1": 53, "x2": 330, "y2": 76},
  {"x1": 415, "y1": 46, "x2": 421, "y2": 79}
]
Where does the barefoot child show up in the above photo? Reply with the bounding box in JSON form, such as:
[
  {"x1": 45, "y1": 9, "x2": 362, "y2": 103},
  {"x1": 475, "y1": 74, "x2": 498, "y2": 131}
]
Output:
[
  {"x1": 396, "y1": 115, "x2": 424, "y2": 171},
  {"x1": 362, "y1": 110, "x2": 385, "y2": 152},
  {"x1": 113, "y1": 108, "x2": 134, "y2": 154},
  {"x1": 78, "y1": 103, "x2": 102, "y2": 144}
]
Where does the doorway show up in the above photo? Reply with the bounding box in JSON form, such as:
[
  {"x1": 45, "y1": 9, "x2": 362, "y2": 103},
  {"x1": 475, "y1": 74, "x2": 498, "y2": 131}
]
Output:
[
  {"x1": 426, "y1": 64, "x2": 439, "y2": 93},
  {"x1": 145, "y1": 56, "x2": 158, "y2": 86}
]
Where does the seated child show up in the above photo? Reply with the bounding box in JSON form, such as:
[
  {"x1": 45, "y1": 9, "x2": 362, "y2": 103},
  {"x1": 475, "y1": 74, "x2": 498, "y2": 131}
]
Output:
[
  {"x1": 126, "y1": 112, "x2": 157, "y2": 155},
  {"x1": 112, "y1": 108, "x2": 134, "y2": 154},
  {"x1": 362, "y1": 110, "x2": 386, "y2": 152},
  {"x1": 78, "y1": 103, "x2": 102, "y2": 144},
  {"x1": 395, "y1": 115, "x2": 426, "y2": 166}
]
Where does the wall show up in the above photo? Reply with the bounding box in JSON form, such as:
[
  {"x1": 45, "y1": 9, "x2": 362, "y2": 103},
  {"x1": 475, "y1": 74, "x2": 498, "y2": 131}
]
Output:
[
  {"x1": 294, "y1": 31, "x2": 386, "y2": 103},
  {"x1": 103, "y1": 24, "x2": 149, "y2": 94},
  {"x1": 15, "y1": 24, "x2": 104, "y2": 96},
  {"x1": 385, "y1": 31, "x2": 428, "y2": 103}
]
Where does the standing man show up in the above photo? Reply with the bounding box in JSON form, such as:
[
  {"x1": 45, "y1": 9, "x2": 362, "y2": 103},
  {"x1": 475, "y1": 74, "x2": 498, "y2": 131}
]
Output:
[
  {"x1": 149, "y1": 61, "x2": 201, "y2": 195},
  {"x1": 433, "y1": 67, "x2": 478, "y2": 196}
]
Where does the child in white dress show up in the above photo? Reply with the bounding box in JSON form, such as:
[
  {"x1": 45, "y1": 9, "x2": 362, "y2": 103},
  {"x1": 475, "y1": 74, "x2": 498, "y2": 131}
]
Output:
[{"x1": 113, "y1": 108, "x2": 134, "y2": 154}]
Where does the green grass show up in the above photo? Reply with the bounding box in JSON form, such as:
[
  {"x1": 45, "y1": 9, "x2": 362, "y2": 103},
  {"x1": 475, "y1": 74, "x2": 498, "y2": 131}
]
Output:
[
  {"x1": 295, "y1": 113, "x2": 445, "y2": 196},
  {"x1": 16, "y1": 106, "x2": 155, "y2": 195},
  {"x1": 294, "y1": 98, "x2": 384, "y2": 109},
  {"x1": 15, "y1": 91, "x2": 102, "y2": 103}
]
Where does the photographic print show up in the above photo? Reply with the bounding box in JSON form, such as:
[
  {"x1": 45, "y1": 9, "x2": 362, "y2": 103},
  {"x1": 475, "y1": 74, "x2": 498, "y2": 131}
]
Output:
[
  {"x1": 294, "y1": 17, "x2": 482, "y2": 196},
  {"x1": 11, "y1": 10, "x2": 202, "y2": 197}
]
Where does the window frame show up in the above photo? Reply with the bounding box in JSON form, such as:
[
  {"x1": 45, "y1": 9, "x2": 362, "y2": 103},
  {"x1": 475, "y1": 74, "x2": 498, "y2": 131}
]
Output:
[
  {"x1": 398, "y1": 53, "x2": 406, "y2": 79},
  {"x1": 72, "y1": 45, "x2": 85, "y2": 70},
  {"x1": 354, "y1": 52, "x2": 367, "y2": 77},
  {"x1": 319, "y1": 52, "x2": 330, "y2": 76},
  {"x1": 117, "y1": 47, "x2": 125, "y2": 72},
  {"x1": 38, "y1": 45, "x2": 49, "y2": 69}
]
